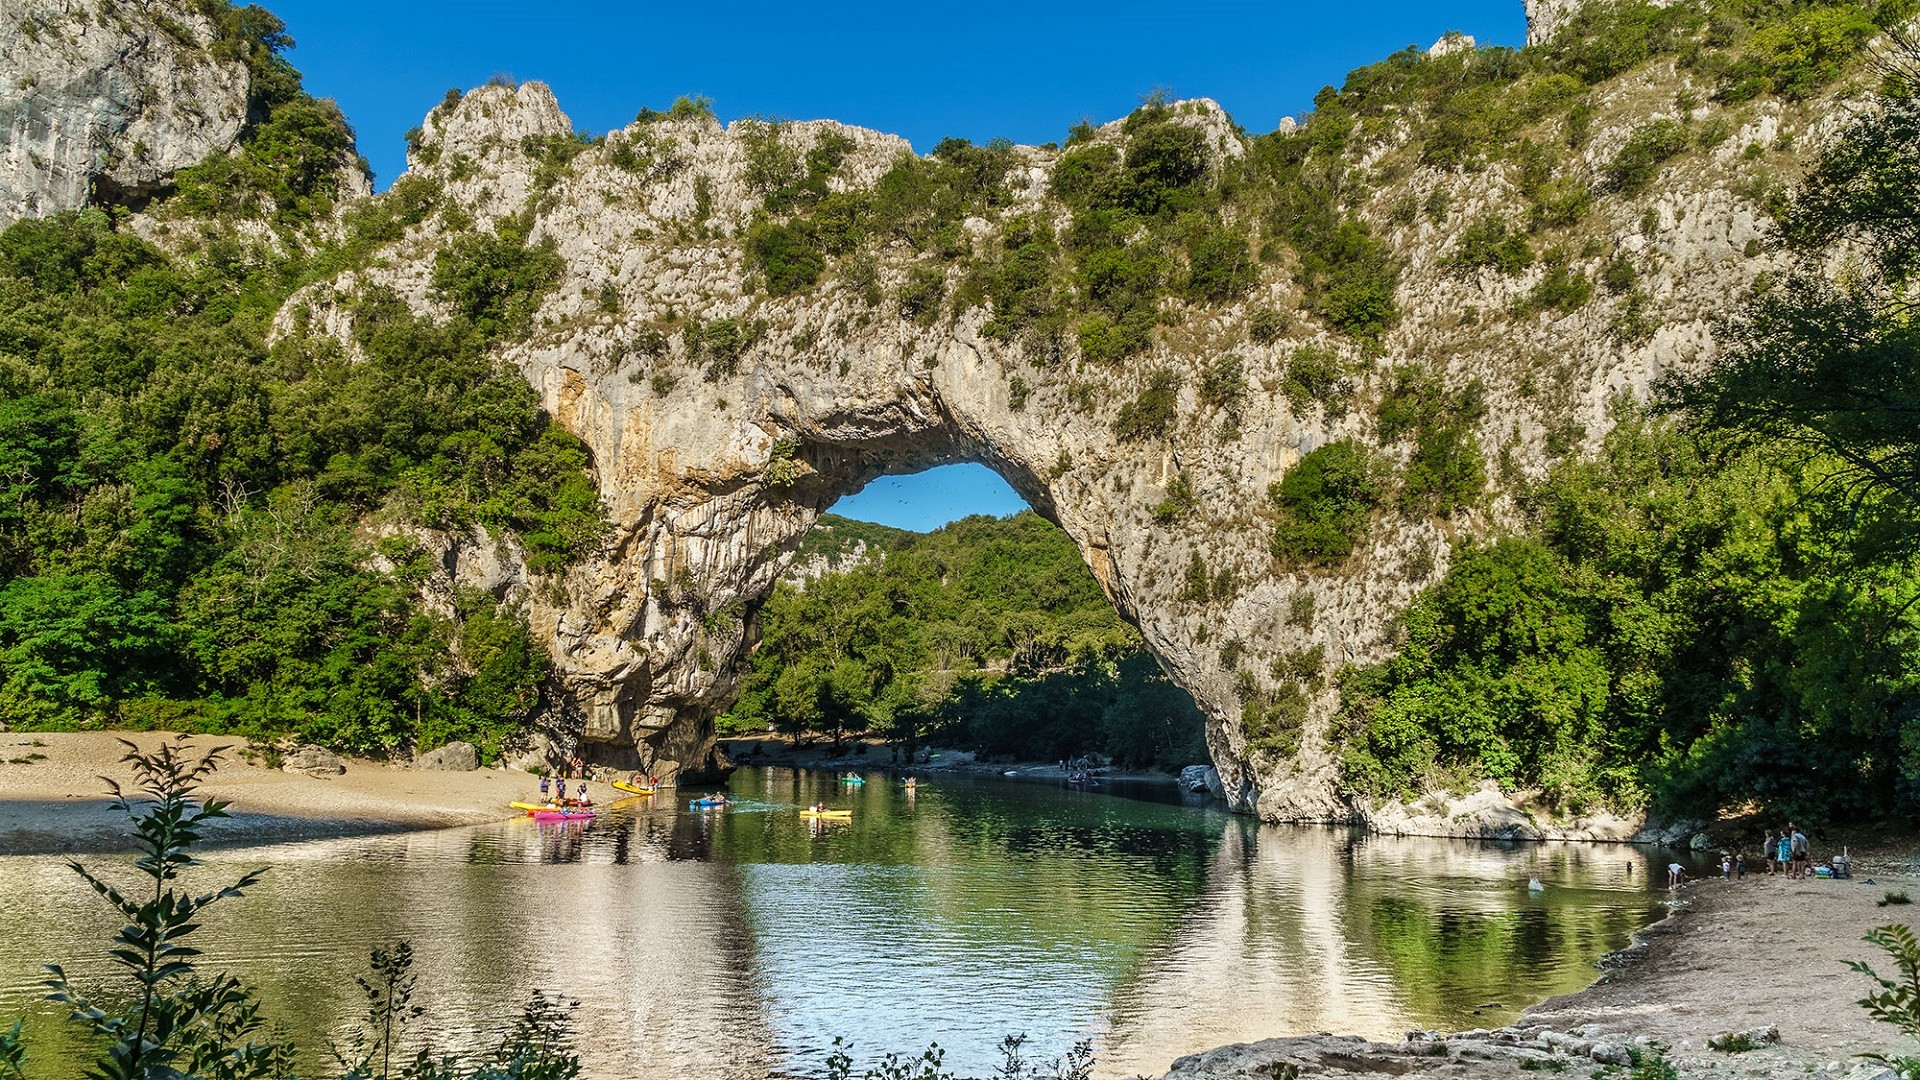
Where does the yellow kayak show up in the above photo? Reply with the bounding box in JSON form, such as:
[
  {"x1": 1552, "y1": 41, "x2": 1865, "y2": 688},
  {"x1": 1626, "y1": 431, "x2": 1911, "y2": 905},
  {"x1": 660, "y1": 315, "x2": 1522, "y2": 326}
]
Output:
[
  {"x1": 800, "y1": 809, "x2": 852, "y2": 820},
  {"x1": 611, "y1": 780, "x2": 656, "y2": 796},
  {"x1": 510, "y1": 801, "x2": 556, "y2": 814}
]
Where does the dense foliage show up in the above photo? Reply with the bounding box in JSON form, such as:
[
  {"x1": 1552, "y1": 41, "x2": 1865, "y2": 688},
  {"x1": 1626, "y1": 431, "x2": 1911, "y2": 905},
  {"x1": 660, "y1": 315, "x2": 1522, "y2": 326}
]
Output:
[
  {"x1": 1338, "y1": 405, "x2": 1920, "y2": 821},
  {"x1": 1336, "y1": 56, "x2": 1920, "y2": 822},
  {"x1": 0, "y1": 4, "x2": 604, "y2": 757},
  {"x1": 722, "y1": 513, "x2": 1208, "y2": 768}
]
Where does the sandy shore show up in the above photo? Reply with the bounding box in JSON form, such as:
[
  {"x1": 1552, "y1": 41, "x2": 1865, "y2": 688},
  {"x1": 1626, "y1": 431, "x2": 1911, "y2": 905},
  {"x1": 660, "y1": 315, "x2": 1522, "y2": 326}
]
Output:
[
  {"x1": 1165, "y1": 868, "x2": 1920, "y2": 1078},
  {"x1": 0, "y1": 731, "x2": 543, "y2": 855}
]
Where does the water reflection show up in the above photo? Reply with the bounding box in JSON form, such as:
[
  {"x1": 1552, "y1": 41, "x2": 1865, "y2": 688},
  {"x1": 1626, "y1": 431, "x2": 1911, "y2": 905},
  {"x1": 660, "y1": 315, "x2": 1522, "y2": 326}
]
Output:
[{"x1": 0, "y1": 768, "x2": 1695, "y2": 1080}]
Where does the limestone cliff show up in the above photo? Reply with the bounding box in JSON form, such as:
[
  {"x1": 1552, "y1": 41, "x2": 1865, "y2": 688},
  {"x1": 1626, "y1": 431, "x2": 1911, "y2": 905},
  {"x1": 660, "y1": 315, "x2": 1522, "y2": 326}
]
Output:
[
  {"x1": 0, "y1": 0, "x2": 1863, "y2": 832},
  {"x1": 0, "y1": 0, "x2": 251, "y2": 227},
  {"x1": 269, "y1": 43, "x2": 1832, "y2": 823}
]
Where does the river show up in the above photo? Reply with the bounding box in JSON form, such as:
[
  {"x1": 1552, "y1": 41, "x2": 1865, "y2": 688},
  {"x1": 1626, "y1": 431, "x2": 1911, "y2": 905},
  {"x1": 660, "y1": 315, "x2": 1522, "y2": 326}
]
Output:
[{"x1": 0, "y1": 766, "x2": 1695, "y2": 1079}]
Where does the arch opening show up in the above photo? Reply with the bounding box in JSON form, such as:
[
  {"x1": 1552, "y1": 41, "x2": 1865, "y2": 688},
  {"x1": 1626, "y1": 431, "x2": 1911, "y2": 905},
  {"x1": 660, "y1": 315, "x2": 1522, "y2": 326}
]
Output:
[{"x1": 693, "y1": 459, "x2": 1211, "y2": 782}]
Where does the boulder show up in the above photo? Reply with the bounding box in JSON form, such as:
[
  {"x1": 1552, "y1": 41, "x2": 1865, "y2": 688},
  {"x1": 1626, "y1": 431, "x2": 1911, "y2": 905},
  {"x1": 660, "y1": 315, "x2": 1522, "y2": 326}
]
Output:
[
  {"x1": 1180, "y1": 764, "x2": 1220, "y2": 793},
  {"x1": 1588, "y1": 1044, "x2": 1630, "y2": 1066},
  {"x1": 417, "y1": 741, "x2": 479, "y2": 772},
  {"x1": 281, "y1": 745, "x2": 344, "y2": 777}
]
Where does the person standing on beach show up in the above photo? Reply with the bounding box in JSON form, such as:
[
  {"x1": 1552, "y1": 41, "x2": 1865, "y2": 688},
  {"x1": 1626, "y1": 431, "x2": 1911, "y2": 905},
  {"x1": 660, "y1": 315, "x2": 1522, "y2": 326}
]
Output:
[
  {"x1": 1761, "y1": 832, "x2": 1775, "y2": 875},
  {"x1": 1790, "y1": 824, "x2": 1809, "y2": 879},
  {"x1": 1776, "y1": 830, "x2": 1792, "y2": 876}
]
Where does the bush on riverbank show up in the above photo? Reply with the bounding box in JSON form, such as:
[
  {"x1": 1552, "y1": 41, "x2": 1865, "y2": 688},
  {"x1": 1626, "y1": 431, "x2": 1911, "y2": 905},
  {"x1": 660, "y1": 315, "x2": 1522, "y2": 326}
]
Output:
[
  {"x1": 1338, "y1": 56, "x2": 1920, "y2": 823},
  {"x1": 0, "y1": 1, "x2": 597, "y2": 760}
]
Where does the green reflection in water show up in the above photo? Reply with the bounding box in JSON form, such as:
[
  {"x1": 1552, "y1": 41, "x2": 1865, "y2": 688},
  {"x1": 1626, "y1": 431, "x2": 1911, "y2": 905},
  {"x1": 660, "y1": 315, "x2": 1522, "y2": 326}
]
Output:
[{"x1": 0, "y1": 768, "x2": 1693, "y2": 1080}]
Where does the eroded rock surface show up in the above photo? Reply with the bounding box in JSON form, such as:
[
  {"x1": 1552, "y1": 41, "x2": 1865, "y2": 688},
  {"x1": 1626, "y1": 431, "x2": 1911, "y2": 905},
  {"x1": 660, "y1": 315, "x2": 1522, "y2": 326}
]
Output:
[
  {"x1": 271, "y1": 65, "x2": 1818, "y2": 805},
  {"x1": 1, "y1": 0, "x2": 1844, "y2": 827},
  {"x1": 1, "y1": 0, "x2": 250, "y2": 227}
]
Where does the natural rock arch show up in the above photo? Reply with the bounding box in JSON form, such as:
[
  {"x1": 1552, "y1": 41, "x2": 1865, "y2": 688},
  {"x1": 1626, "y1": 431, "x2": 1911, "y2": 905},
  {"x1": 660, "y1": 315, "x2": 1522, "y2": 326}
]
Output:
[{"x1": 282, "y1": 76, "x2": 1775, "y2": 826}]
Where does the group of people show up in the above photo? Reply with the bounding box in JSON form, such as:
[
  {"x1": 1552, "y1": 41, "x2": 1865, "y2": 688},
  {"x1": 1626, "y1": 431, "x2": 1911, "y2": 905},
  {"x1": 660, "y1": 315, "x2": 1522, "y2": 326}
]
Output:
[
  {"x1": 538, "y1": 773, "x2": 591, "y2": 808},
  {"x1": 1762, "y1": 824, "x2": 1813, "y2": 877},
  {"x1": 1668, "y1": 823, "x2": 1852, "y2": 889}
]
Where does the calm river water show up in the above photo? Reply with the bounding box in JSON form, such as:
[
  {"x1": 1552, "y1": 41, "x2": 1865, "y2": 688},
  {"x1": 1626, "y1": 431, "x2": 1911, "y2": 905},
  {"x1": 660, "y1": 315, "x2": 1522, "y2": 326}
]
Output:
[{"x1": 0, "y1": 767, "x2": 1692, "y2": 1079}]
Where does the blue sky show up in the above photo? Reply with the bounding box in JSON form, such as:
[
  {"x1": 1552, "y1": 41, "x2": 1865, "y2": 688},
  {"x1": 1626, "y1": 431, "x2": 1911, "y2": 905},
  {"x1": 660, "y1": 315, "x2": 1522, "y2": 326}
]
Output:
[{"x1": 266, "y1": 0, "x2": 1525, "y2": 531}]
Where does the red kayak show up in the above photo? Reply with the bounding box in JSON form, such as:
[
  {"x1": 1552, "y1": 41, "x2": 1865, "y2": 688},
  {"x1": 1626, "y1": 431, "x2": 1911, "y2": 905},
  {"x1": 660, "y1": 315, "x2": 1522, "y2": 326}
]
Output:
[{"x1": 532, "y1": 809, "x2": 596, "y2": 822}]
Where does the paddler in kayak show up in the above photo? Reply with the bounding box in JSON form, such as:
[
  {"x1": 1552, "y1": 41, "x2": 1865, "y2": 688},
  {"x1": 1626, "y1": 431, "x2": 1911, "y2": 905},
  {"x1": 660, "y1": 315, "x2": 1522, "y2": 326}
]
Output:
[{"x1": 577, "y1": 780, "x2": 591, "y2": 807}]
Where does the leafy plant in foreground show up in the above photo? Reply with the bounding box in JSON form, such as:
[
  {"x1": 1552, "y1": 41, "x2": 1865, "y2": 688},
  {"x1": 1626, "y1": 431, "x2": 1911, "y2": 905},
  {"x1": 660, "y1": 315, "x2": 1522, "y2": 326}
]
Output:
[
  {"x1": 823, "y1": 1033, "x2": 1095, "y2": 1080},
  {"x1": 0, "y1": 1020, "x2": 24, "y2": 1080},
  {"x1": 41, "y1": 736, "x2": 294, "y2": 1080},
  {"x1": 1850, "y1": 924, "x2": 1920, "y2": 1043}
]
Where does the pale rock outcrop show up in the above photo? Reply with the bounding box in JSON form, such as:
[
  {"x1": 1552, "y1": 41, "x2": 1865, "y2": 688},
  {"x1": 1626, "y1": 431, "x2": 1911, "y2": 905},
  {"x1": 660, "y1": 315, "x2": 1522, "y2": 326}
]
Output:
[
  {"x1": 281, "y1": 745, "x2": 345, "y2": 777},
  {"x1": 1363, "y1": 783, "x2": 1644, "y2": 843},
  {"x1": 782, "y1": 539, "x2": 880, "y2": 587},
  {"x1": 416, "y1": 741, "x2": 480, "y2": 772},
  {"x1": 0, "y1": 0, "x2": 250, "y2": 228},
  {"x1": 0, "y1": 1, "x2": 1843, "y2": 832},
  {"x1": 1428, "y1": 31, "x2": 1477, "y2": 58},
  {"x1": 1525, "y1": 0, "x2": 1677, "y2": 45},
  {"x1": 268, "y1": 58, "x2": 1817, "y2": 810}
]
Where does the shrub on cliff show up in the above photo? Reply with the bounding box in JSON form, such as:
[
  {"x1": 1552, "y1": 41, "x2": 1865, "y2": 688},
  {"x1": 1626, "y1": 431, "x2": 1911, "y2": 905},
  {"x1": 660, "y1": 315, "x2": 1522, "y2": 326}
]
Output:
[
  {"x1": 430, "y1": 213, "x2": 565, "y2": 342},
  {"x1": 1601, "y1": 121, "x2": 1690, "y2": 196},
  {"x1": 1112, "y1": 368, "x2": 1182, "y2": 442},
  {"x1": 746, "y1": 218, "x2": 827, "y2": 296},
  {"x1": 1448, "y1": 217, "x2": 1535, "y2": 276},
  {"x1": 1718, "y1": 6, "x2": 1881, "y2": 102},
  {"x1": 1269, "y1": 440, "x2": 1383, "y2": 565}
]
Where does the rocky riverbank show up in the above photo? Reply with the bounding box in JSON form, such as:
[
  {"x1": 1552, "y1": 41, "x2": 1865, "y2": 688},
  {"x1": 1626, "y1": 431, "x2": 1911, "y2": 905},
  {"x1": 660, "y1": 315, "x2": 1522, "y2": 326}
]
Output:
[{"x1": 1159, "y1": 870, "x2": 1920, "y2": 1079}]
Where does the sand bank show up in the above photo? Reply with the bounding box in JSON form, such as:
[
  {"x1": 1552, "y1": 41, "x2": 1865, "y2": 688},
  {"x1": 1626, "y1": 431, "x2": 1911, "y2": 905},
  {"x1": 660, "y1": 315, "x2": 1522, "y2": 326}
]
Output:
[{"x1": 0, "y1": 731, "x2": 542, "y2": 855}]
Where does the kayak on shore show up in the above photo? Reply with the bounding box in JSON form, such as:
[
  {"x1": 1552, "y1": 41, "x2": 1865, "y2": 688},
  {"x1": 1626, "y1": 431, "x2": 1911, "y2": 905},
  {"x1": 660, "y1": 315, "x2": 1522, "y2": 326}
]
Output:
[
  {"x1": 611, "y1": 779, "x2": 656, "y2": 796},
  {"x1": 532, "y1": 808, "x2": 595, "y2": 822}
]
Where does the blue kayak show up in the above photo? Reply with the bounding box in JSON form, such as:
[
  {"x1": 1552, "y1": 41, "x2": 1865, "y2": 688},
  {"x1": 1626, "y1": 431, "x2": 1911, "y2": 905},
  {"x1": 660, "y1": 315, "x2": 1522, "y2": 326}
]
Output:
[{"x1": 689, "y1": 798, "x2": 731, "y2": 810}]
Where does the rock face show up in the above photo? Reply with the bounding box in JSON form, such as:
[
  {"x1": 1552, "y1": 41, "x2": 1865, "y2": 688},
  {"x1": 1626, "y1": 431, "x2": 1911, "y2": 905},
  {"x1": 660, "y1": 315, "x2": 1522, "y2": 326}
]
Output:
[
  {"x1": 271, "y1": 59, "x2": 1814, "y2": 811},
  {"x1": 0, "y1": 0, "x2": 251, "y2": 228},
  {"x1": 416, "y1": 741, "x2": 480, "y2": 772},
  {"x1": 0, "y1": 1, "x2": 1837, "y2": 829}
]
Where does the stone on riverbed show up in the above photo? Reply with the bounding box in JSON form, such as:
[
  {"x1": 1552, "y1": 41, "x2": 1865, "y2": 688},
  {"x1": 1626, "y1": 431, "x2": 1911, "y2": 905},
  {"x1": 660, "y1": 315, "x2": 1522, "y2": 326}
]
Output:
[
  {"x1": 417, "y1": 741, "x2": 479, "y2": 772},
  {"x1": 281, "y1": 745, "x2": 344, "y2": 777},
  {"x1": 1159, "y1": 1028, "x2": 1594, "y2": 1079},
  {"x1": 1708, "y1": 1026, "x2": 1780, "y2": 1052},
  {"x1": 1180, "y1": 765, "x2": 1218, "y2": 793},
  {"x1": 1588, "y1": 1043, "x2": 1630, "y2": 1065}
]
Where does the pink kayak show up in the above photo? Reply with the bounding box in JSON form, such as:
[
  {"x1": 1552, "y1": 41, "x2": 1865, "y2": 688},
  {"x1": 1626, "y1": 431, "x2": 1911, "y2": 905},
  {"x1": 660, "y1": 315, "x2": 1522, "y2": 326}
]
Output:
[{"x1": 532, "y1": 809, "x2": 596, "y2": 822}]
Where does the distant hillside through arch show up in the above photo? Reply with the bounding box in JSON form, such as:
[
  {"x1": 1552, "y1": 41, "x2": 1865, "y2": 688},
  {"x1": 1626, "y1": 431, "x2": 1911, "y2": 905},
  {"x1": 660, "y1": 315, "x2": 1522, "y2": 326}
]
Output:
[{"x1": 723, "y1": 506, "x2": 1209, "y2": 770}]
